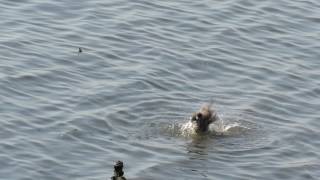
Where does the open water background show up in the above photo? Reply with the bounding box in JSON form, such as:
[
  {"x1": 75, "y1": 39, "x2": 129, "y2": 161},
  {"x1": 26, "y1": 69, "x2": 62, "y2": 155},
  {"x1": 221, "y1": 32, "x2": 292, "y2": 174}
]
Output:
[{"x1": 0, "y1": 0, "x2": 320, "y2": 179}]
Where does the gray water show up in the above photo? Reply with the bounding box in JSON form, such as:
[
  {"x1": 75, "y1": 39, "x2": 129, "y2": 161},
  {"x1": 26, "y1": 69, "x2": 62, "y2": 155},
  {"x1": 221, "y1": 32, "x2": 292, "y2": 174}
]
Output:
[{"x1": 1, "y1": 0, "x2": 320, "y2": 179}]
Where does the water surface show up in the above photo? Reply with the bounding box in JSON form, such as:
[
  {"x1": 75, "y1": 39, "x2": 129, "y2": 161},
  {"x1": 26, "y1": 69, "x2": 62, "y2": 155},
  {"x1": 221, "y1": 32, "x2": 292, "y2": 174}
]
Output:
[{"x1": 1, "y1": 0, "x2": 320, "y2": 179}]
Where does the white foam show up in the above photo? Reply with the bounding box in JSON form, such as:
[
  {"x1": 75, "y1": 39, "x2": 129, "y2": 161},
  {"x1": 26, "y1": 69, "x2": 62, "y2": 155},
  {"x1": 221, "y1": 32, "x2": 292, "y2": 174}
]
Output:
[
  {"x1": 179, "y1": 115, "x2": 250, "y2": 137},
  {"x1": 180, "y1": 121, "x2": 197, "y2": 137}
]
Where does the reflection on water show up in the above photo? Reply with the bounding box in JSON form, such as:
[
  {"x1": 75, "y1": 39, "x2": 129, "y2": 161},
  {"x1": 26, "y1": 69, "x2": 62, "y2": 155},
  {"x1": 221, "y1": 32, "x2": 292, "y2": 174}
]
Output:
[{"x1": 186, "y1": 136, "x2": 211, "y2": 158}]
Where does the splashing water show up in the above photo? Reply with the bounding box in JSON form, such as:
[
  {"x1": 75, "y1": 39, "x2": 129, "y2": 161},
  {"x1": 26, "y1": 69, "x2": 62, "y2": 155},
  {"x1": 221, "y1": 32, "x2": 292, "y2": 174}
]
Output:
[{"x1": 178, "y1": 113, "x2": 250, "y2": 137}]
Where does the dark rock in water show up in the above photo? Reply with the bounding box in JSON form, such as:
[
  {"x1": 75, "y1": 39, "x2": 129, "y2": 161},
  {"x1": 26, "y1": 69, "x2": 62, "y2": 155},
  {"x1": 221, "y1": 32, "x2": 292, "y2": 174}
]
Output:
[{"x1": 111, "y1": 161, "x2": 126, "y2": 180}]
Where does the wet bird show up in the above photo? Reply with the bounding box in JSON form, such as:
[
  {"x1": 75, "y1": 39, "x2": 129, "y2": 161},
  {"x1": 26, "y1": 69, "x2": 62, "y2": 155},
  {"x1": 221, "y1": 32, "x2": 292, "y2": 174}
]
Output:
[
  {"x1": 191, "y1": 104, "x2": 219, "y2": 133},
  {"x1": 111, "y1": 161, "x2": 126, "y2": 180}
]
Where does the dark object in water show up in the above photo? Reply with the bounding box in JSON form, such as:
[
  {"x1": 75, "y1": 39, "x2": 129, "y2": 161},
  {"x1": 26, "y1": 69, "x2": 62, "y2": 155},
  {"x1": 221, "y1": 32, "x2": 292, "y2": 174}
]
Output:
[
  {"x1": 191, "y1": 104, "x2": 219, "y2": 133},
  {"x1": 78, "y1": 47, "x2": 82, "y2": 53},
  {"x1": 111, "y1": 161, "x2": 126, "y2": 180}
]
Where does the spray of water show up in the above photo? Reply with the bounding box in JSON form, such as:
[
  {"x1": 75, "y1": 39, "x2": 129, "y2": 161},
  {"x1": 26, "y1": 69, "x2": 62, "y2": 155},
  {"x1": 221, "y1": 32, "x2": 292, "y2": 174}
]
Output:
[{"x1": 179, "y1": 112, "x2": 250, "y2": 137}]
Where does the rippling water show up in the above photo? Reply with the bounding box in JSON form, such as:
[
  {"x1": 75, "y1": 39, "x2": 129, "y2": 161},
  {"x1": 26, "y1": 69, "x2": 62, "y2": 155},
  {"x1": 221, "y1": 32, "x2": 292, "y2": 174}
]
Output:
[{"x1": 1, "y1": 0, "x2": 320, "y2": 179}]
